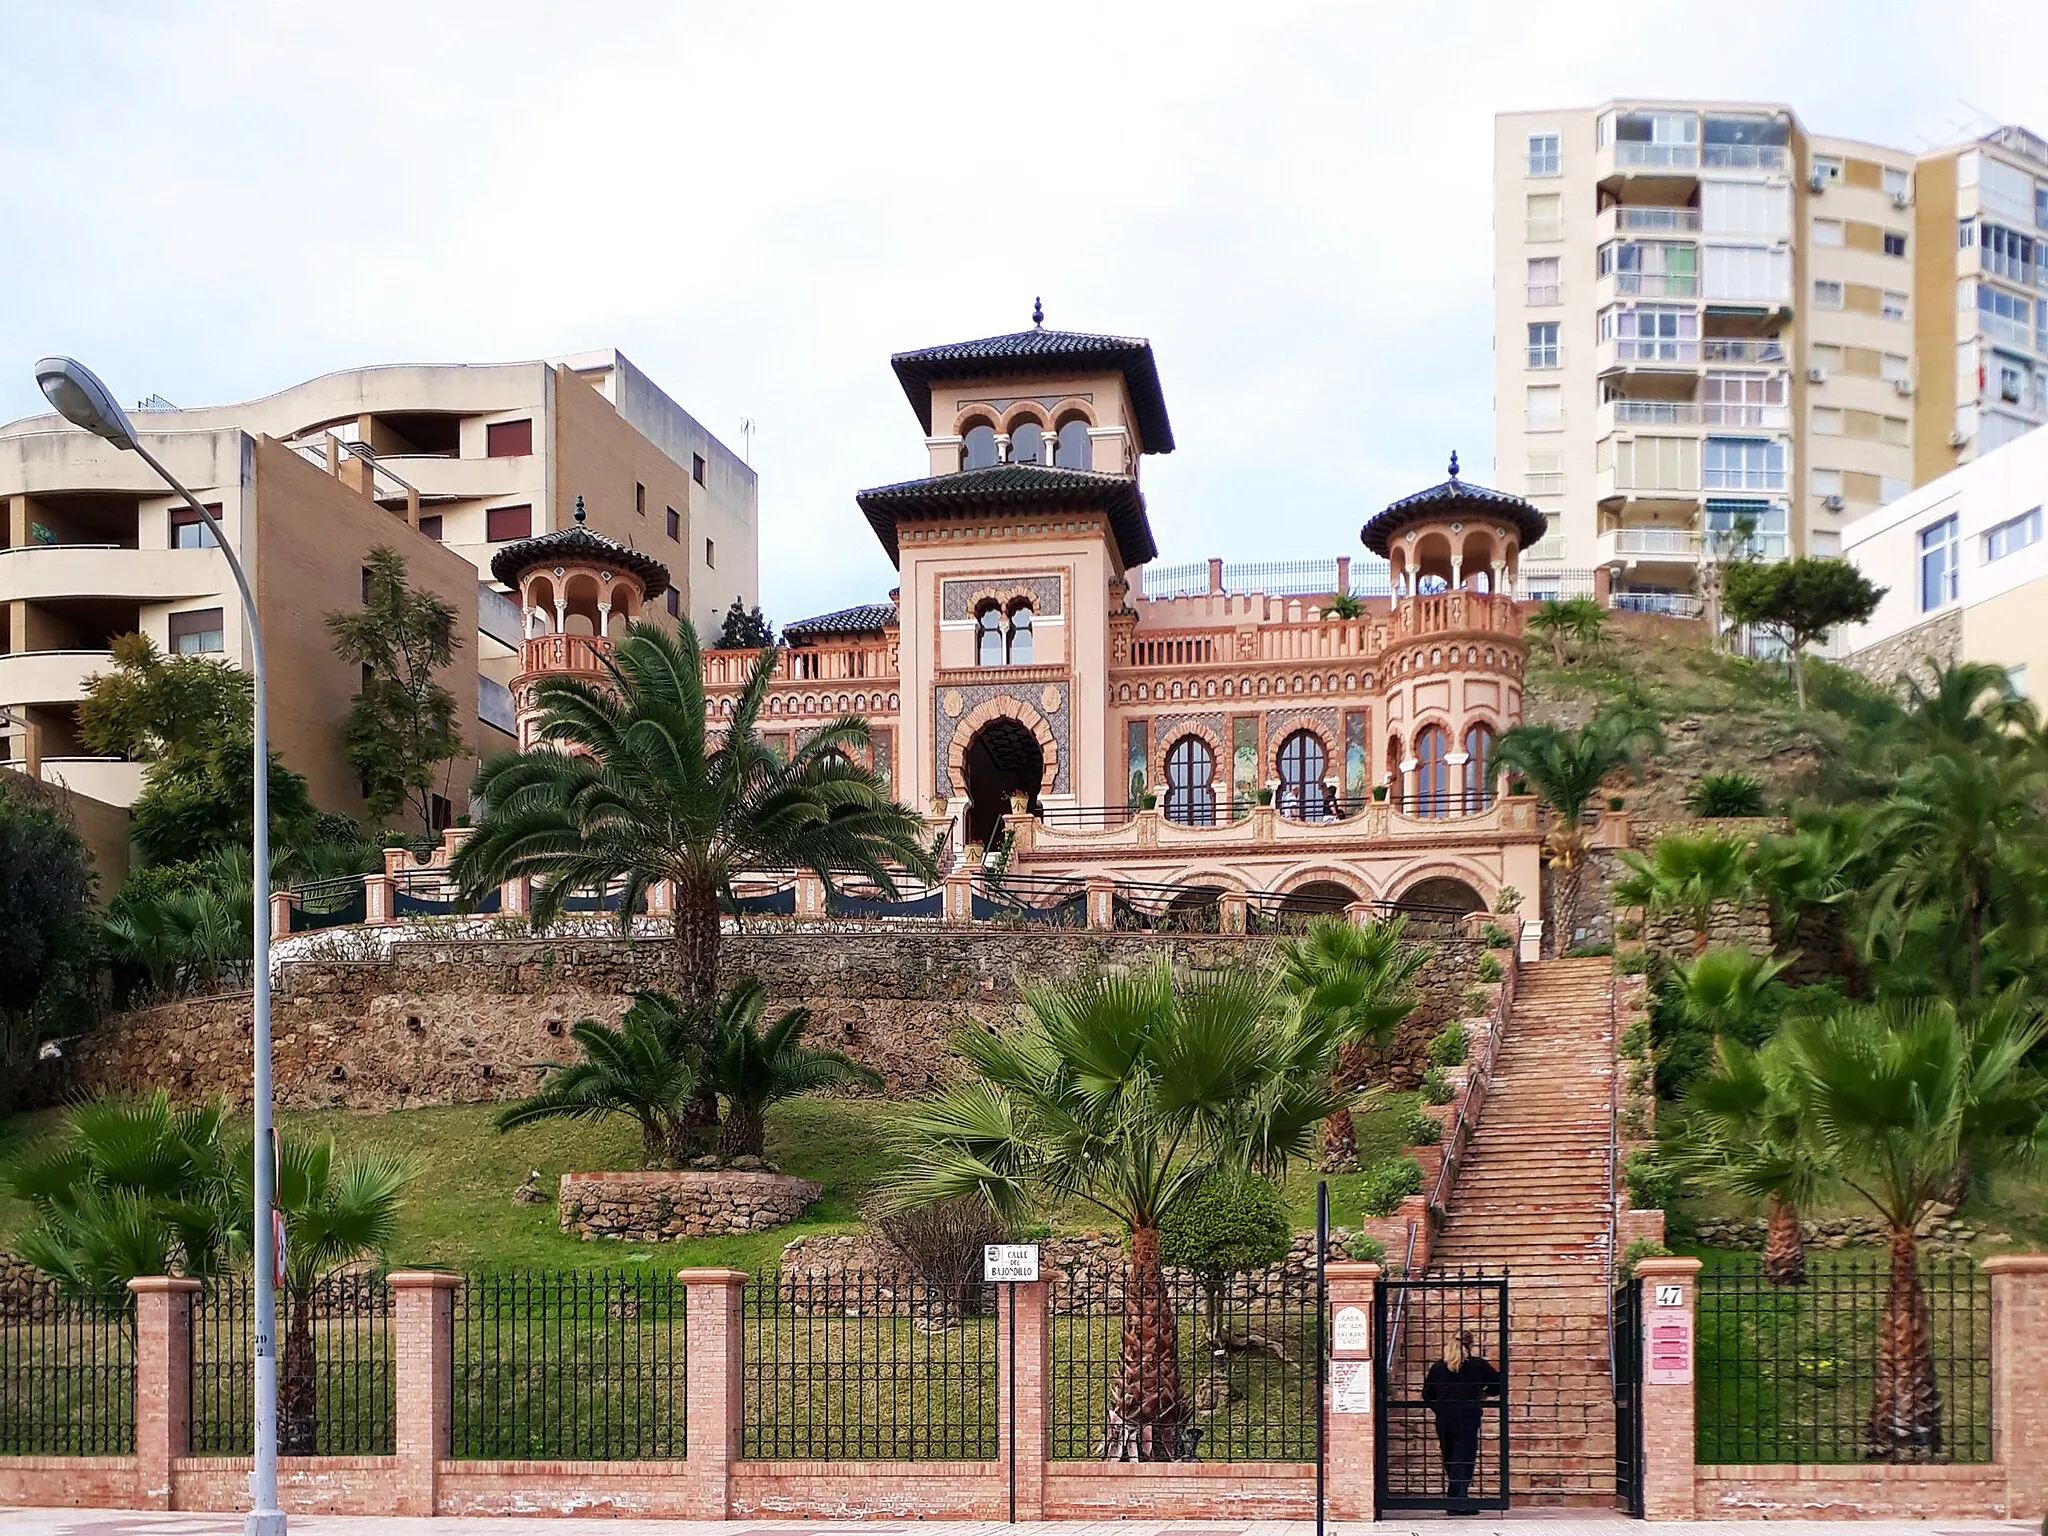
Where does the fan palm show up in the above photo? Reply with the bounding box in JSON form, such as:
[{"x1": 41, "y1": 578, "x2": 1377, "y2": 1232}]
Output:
[
  {"x1": 1676, "y1": 1027, "x2": 1817, "y2": 1285},
  {"x1": 495, "y1": 991, "x2": 706, "y2": 1167},
  {"x1": 888, "y1": 962, "x2": 1345, "y2": 1459},
  {"x1": 708, "y1": 978, "x2": 883, "y2": 1156},
  {"x1": 1771, "y1": 995, "x2": 2046, "y2": 1459},
  {"x1": 1613, "y1": 832, "x2": 1755, "y2": 956},
  {"x1": 453, "y1": 620, "x2": 937, "y2": 1143},
  {"x1": 1749, "y1": 810, "x2": 1868, "y2": 957},
  {"x1": 1496, "y1": 704, "x2": 1662, "y2": 947},
  {"x1": 257, "y1": 1136, "x2": 410, "y2": 1455},
  {"x1": 1526, "y1": 596, "x2": 1607, "y2": 668},
  {"x1": 1274, "y1": 916, "x2": 1426, "y2": 1166}
]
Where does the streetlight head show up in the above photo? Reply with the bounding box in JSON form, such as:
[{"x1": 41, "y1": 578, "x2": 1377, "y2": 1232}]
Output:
[{"x1": 34, "y1": 356, "x2": 139, "y2": 452}]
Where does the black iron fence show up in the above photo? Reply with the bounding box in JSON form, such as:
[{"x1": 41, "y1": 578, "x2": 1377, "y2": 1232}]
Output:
[
  {"x1": 190, "y1": 1273, "x2": 394, "y2": 1456},
  {"x1": 0, "y1": 1280, "x2": 135, "y2": 1455},
  {"x1": 1049, "y1": 1267, "x2": 1318, "y2": 1462},
  {"x1": 1694, "y1": 1255, "x2": 1993, "y2": 1465},
  {"x1": 743, "y1": 1273, "x2": 998, "y2": 1460},
  {"x1": 452, "y1": 1268, "x2": 686, "y2": 1461}
]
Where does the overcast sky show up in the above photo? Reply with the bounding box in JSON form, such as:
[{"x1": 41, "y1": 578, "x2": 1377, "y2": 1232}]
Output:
[{"x1": 2, "y1": 3, "x2": 2039, "y2": 624}]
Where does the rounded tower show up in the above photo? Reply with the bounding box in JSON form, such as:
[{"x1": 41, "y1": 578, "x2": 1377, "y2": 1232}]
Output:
[
  {"x1": 489, "y1": 496, "x2": 672, "y2": 751},
  {"x1": 1360, "y1": 454, "x2": 1548, "y2": 813}
]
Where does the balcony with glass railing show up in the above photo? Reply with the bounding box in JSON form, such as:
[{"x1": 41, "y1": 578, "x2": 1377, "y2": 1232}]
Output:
[
  {"x1": 1703, "y1": 466, "x2": 1788, "y2": 493},
  {"x1": 1594, "y1": 464, "x2": 1701, "y2": 503},
  {"x1": 1701, "y1": 142, "x2": 1789, "y2": 171},
  {"x1": 1600, "y1": 270, "x2": 1701, "y2": 302},
  {"x1": 1595, "y1": 336, "x2": 1700, "y2": 373},
  {"x1": 1610, "y1": 590, "x2": 1704, "y2": 618},
  {"x1": 1526, "y1": 282, "x2": 1563, "y2": 307},
  {"x1": 1596, "y1": 526, "x2": 1703, "y2": 566},
  {"x1": 1596, "y1": 206, "x2": 1703, "y2": 244},
  {"x1": 1524, "y1": 471, "x2": 1566, "y2": 497},
  {"x1": 1978, "y1": 311, "x2": 2035, "y2": 351},
  {"x1": 1701, "y1": 337, "x2": 1788, "y2": 365}
]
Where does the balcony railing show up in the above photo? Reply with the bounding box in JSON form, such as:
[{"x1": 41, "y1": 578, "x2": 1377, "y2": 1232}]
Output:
[
  {"x1": 520, "y1": 632, "x2": 614, "y2": 675},
  {"x1": 1979, "y1": 313, "x2": 2034, "y2": 351},
  {"x1": 1524, "y1": 472, "x2": 1565, "y2": 496},
  {"x1": 1525, "y1": 410, "x2": 1565, "y2": 432},
  {"x1": 1701, "y1": 143, "x2": 1789, "y2": 171},
  {"x1": 1610, "y1": 205, "x2": 1702, "y2": 234},
  {"x1": 1600, "y1": 338, "x2": 1700, "y2": 367},
  {"x1": 1610, "y1": 272, "x2": 1700, "y2": 299},
  {"x1": 1526, "y1": 219, "x2": 1563, "y2": 243},
  {"x1": 1608, "y1": 400, "x2": 1699, "y2": 426},
  {"x1": 1703, "y1": 402, "x2": 1789, "y2": 428},
  {"x1": 1614, "y1": 142, "x2": 1698, "y2": 169},
  {"x1": 1526, "y1": 283, "x2": 1563, "y2": 307},
  {"x1": 1702, "y1": 338, "x2": 1788, "y2": 365},
  {"x1": 1599, "y1": 527, "x2": 1702, "y2": 562},
  {"x1": 1610, "y1": 591, "x2": 1703, "y2": 618},
  {"x1": 1703, "y1": 469, "x2": 1788, "y2": 493}
]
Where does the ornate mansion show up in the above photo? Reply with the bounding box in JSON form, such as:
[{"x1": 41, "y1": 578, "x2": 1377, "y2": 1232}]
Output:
[{"x1": 505, "y1": 316, "x2": 1548, "y2": 927}]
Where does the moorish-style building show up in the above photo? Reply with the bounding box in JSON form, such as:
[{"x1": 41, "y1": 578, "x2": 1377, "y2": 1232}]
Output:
[{"x1": 516, "y1": 312, "x2": 1549, "y2": 925}]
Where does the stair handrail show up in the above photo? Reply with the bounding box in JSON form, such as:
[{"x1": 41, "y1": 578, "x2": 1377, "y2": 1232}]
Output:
[
  {"x1": 1382, "y1": 1215, "x2": 1420, "y2": 1371},
  {"x1": 1427, "y1": 916, "x2": 1516, "y2": 1216},
  {"x1": 1605, "y1": 954, "x2": 1622, "y2": 1394}
]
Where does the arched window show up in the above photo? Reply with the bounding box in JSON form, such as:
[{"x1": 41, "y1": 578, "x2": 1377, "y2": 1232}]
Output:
[
  {"x1": 1463, "y1": 723, "x2": 1495, "y2": 814},
  {"x1": 1164, "y1": 736, "x2": 1216, "y2": 826},
  {"x1": 1277, "y1": 730, "x2": 1329, "y2": 820},
  {"x1": 1416, "y1": 725, "x2": 1450, "y2": 817},
  {"x1": 1010, "y1": 422, "x2": 1044, "y2": 464},
  {"x1": 977, "y1": 606, "x2": 1005, "y2": 666},
  {"x1": 962, "y1": 423, "x2": 999, "y2": 470},
  {"x1": 1056, "y1": 419, "x2": 1092, "y2": 469},
  {"x1": 1007, "y1": 603, "x2": 1033, "y2": 664}
]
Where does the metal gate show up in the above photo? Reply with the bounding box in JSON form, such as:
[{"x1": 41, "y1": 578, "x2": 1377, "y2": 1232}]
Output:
[
  {"x1": 1612, "y1": 1281, "x2": 1645, "y2": 1517},
  {"x1": 1373, "y1": 1272, "x2": 1510, "y2": 1515}
]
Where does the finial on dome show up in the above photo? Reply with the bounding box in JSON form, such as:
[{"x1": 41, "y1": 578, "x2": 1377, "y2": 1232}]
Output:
[
  {"x1": 1032, "y1": 296, "x2": 1044, "y2": 329},
  {"x1": 574, "y1": 495, "x2": 587, "y2": 524},
  {"x1": 1448, "y1": 450, "x2": 1460, "y2": 480}
]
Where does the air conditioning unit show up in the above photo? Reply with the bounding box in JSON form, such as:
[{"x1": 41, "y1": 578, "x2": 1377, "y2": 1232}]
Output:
[
  {"x1": 1822, "y1": 493, "x2": 1846, "y2": 512},
  {"x1": 1948, "y1": 429, "x2": 1971, "y2": 449},
  {"x1": 1808, "y1": 170, "x2": 1828, "y2": 193},
  {"x1": 1807, "y1": 367, "x2": 1828, "y2": 384},
  {"x1": 1891, "y1": 190, "x2": 1911, "y2": 209},
  {"x1": 1894, "y1": 378, "x2": 1914, "y2": 396}
]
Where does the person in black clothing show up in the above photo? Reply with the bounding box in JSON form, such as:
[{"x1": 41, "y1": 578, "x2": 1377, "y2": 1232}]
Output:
[{"x1": 1421, "y1": 1329, "x2": 1501, "y2": 1513}]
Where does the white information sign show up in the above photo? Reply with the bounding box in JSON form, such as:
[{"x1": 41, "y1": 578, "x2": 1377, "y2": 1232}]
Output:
[
  {"x1": 983, "y1": 1244, "x2": 1041, "y2": 1282},
  {"x1": 1330, "y1": 1359, "x2": 1373, "y2": 1415},
  {"x1": 1332, "y1": 1304, "x2": 1370, "y2": 1353}
]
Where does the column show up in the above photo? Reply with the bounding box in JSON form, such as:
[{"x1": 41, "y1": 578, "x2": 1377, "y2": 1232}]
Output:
[
  {"x1": 1324, "y1": 1261, "x2": 1380, "y2": 1520},
  {"x1": 1985, "y1": 1254, "x2": 2048, "y2": 1515},
  {"x1": 1344, "y1": 900, "x2": 1373, "y2": 929},
  {"x1": 1634, "y1": 1257, "x2": 1702, "y2": 1520},
  {"x1": 996, "y1": 1279, "x2": 1050, "y2": 1519},
  {"x1": 1445, "y1": 749, "x2": 1470, "y2": 814},
  {"x1": 389, "y1": 1271, "x2": 459, "y2": 1516},
  {"x1": 1217, "y1": 888, "x2": 1247, "y2": 935},
  {"x1": 1085, "y1": 876, "x2": 1115, "y2": 930},
  {"x1": 1400, "y1": 756, "x2": 1419, "y2": 807},
  {"x1": 129, "y1": 1277, "x2": 199, "y2": 1509},
  {"x1": 680, "y1": 1269, "x2": 748, "y2": 1519},
  {"x1": 364, "y1": 873, "x2": 394, "y2": 925}
]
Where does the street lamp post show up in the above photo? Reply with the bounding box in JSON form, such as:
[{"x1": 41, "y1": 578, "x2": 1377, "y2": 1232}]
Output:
[{"x1": 34, "y1": 357, "x2": 286, "y2": 1536}]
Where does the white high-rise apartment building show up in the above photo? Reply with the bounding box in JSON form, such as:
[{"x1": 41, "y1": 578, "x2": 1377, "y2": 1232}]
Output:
[{"x1": 1495, "y1": 102, "x2": 2048, "y2": 614}]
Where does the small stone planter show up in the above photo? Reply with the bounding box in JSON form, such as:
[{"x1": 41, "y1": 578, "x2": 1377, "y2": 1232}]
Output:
[{"x1": 559, "y1": 1169, "x2": 821, "y2": 1243}]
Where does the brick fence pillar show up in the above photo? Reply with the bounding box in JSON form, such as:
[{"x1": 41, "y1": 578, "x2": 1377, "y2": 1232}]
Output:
[
  {"x1": 1325, "y1": 1260, "x2": 1380, "y2": 1520},
  {"x1": 1084, "y1": 877, "x2": 1114, "y2": 930},
  {"x1": 1985, "y1": 1254, "x2": 2048, "y2": 1517},
  {"x1": 268, "y1": 889, "x2": 293, "y2": 939},
  {"x1": 681, "y1": 1268, "x2": 748, "y2": 1519},
  {"x1": 944, "y1": 869, "x2": 972, "y2": 923},
  {"x1": 389, "y1": 1271, "x2": 459, "y2": 1516},
  {"x1": 996, "y1": 1278, "x2": 1049, "y2": 1518},
  {"x1": 364, "y1": 874, "x2": 394, "y2": 925},
  {"x1": 1634, "y1": 1257, "x2": 1702, "y2": 1520},
  {"x1": 129, "y1": 1276, "x2": 199, "y2": 1509},
  {"x1": 1217, "y1": 888, "x2": 1247, "y2": 935}
]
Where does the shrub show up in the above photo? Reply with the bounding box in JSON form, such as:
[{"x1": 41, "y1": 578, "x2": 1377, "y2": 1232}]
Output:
[
  {"x1": 1607, "y1": 794, "x2": 1626, "y2": 812},
  {"x1": 1480, "y1": 922, "x2": 1512, "y2": 949},
  {"x1": 1405, "y1": 1106, "x2": 1443, "y2": 1145},
  {"x1": 1614, "y1": 918, "x2": 1641, "y2": 940},
  {"x1": 1159, "y1": 1170, "x2": 1291, "y2": 1278},
  {"x1": 1619, "y1": 1017, "x2": 1651, "y2": 1062},
  {"x1": 1427, "y1": 1021, "x2": 1469, "y2": 1069},
  {"x1": 1343, "y1": 1232, "x2": 1387, "y2": 1264},
  {"x1": 1357, "y1": 1155, "x2": 1424, "y2": 1217},
  {"x1": 1461, "y1": 986, "x2": 1492, "y2": 1015},
  {"x1": 868, "y1": 1195, "x2": 1006, "y2": 1297},
  {"x1": 1686, "y1": 771, "x2": 1766, "y2": 819},
  {"x1": 1620, "y1": 1238, "x2": 1674, "y2": 1276},
  {"x1": 1617, "y1": 948, "x2": 1649, "y2": 976},
  {"x1": 1566, "y1": 940, "x2": 1614, "y2": 958},
  {"x1": 1624, "y1": 1149, "x2": 1679, "y2": 1211},
  {"x1": 1475, "y1": 952, "x2": 1504, "y2": 983},
  {"x1": 1420, "y1": 1067, "x2": 1453, "y2": 1105},
  {"x1": 1493, "y1": 884, "x2": 1522, "y2": 914}
]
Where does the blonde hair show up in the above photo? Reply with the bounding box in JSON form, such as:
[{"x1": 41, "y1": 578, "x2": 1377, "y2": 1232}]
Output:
[{"x1": 1444, "y1": 1333, "x2": 1469, "y2": 1371}]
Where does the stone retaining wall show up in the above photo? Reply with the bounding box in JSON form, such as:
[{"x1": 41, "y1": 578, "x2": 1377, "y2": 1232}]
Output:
[
  {"x1": 46, "y1": 931, "x2": 1482, "y2": 1110},
  {"x1": 559, "y1": 1170, "x2": 821, "y2": 1241},
  {"x1": 1692, "y1": 1204, "x2": 2003, "y2": 1259}
]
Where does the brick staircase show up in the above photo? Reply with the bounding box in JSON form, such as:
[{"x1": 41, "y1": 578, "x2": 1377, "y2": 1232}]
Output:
[{"x1": 1429, "y1": 956, "x2": 1619, "y2": 1506}]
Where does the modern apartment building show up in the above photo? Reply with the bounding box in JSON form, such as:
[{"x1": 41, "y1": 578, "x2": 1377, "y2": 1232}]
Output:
[
  {"x1": 0, "y1": 351, "x2": 755, "y2": 824},
  {"x1": 1495, "y1": 102, "x2": 2048, "y2": 613},
  {"x1": 1837, "y1": 422, "x2": 2048, "y2": 692}
]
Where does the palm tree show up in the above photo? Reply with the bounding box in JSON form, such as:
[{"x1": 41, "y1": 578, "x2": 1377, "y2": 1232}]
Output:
[
  {"x1": 1613, "y1": 831, "x2": 1755, "y2": 956},
  {"x1": 262, "y1": 1136, "x2": 409, "y2": 1456},
  {"x1": 1274, "y1": 916, "x2": 1426, "y2": 1166},
  {"x1": 1677, "y1": 1027, "x2": 1818, "y2": 1285},
  {"x1": 1496, "y1": 704, "x2": 1662, "y2": 949},
  {"x1": 495, "y1": 991, "x2": 706, "y2": 1167},
  {"x1": 452, "y1": 620, "x2": 936, "y2": 1142},
  {"x1": 888, "y1": 962, "x2": 1345, "y2": 1460},
  {"x1": 1749, "y1": 810, "x2": 1868, "y2": 964},
  {"x1": 1770, "y1": 995, "x2": 2046, "y2": 1459},
  {"x1": 1526, "y1": 596, "x2": 1607, "y2": 668},
  {"x1": 709, "y1": 978, "x2": 883, "y2": 1156}
]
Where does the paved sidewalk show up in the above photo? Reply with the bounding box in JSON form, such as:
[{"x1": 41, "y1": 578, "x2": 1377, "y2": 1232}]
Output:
[{"x1": 0, "y1": 1514, "x2": 2035, "y2": 1536}]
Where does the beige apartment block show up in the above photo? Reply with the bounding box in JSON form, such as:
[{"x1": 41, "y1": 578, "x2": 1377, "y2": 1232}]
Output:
[
  {"x1": 1494, "y1": 101, "x2": 1973, "y2": 615},
  {"x1": 0, "y1": 350, "x2": 755, "y2": 827}
]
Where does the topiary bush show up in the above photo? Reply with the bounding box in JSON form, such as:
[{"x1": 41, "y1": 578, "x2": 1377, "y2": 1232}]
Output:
[
  {"x1": 1427, "y1": 1021, "x2": 1469, "y2": 1069},
  {"x1": 1475, "y1": 952, "x2": 1504, "y2": 982},
  {"x1": 1624, "y1": 1149, "x2": 1680, "y2": 1211},
  {"x1": 1159, "y1": 1169, "x2": 1293, "y2": 1348},
  {"x1": 1420, "y1": 1067, "x2": 1454, "y2": 1105},
  {"x1": 1686, "y1": 771, "x2": 1767, "y2": 819},
  {"x1": 1357, "y1": 1155, "x2": 1425, "y2": 1217}
]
